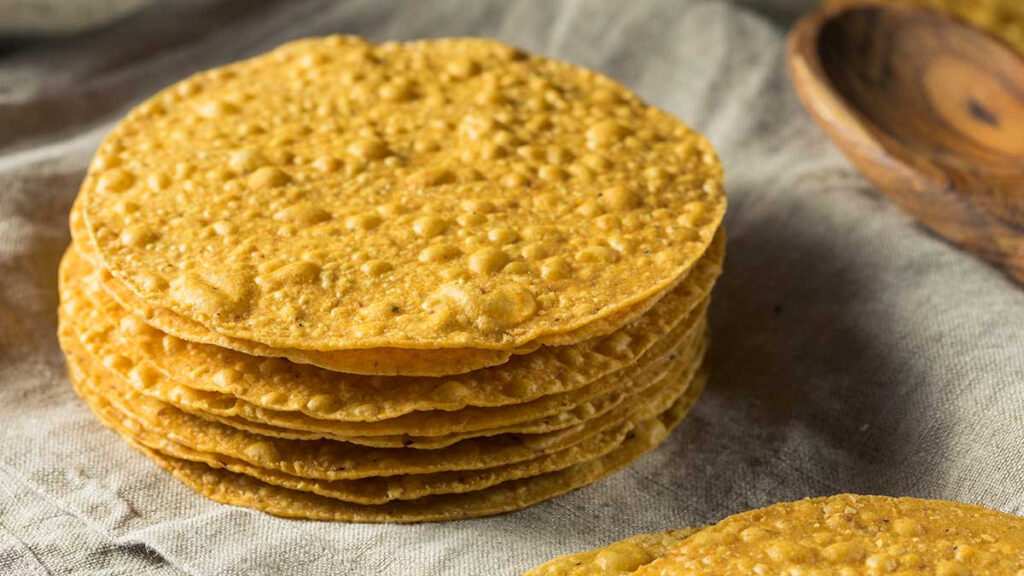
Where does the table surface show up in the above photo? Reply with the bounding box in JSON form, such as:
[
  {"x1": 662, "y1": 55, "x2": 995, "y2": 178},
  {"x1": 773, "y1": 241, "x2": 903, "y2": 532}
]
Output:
[{"x1": 1, "y1": 1, "x2": 1022, "y2": 575}]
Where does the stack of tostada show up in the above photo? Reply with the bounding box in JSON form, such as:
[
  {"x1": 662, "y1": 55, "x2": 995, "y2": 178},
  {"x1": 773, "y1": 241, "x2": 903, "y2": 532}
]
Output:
[{"x1": 58, "y1": 36, "x2": 727, "y2": 522}]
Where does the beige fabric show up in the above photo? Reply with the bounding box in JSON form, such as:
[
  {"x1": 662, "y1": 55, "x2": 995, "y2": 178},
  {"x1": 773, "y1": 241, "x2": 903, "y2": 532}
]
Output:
[{"x1": 1, "y1": 0, "x2": 1023, "y2": 574}]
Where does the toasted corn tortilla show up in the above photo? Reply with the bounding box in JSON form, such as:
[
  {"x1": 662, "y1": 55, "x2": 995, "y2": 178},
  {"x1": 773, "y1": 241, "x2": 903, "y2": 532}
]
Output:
[
  {"x1": 74, "y1": 203, "x2": 719, "y2": 377},
  {"x1": 61, "y1": 280, "x2": 707, "y2": 438},
  {"x1": 80, "y1": 36, "x2": 725, "y2": 357},
  {"x1": 71, "y1": 349, "x2": 706, "y2": 505},
  {"x1": 73, "y1": 364, "x2": 619, "y2": 505},
  {"x1": 61, "y1": 239, "x2": 717, "y2": 425},
  {"x1": 59, "y1": 306, "x2": 706, "y2": 448},
  {"x1": 105, "y1": 382, "x2": 701, "y2": 522},
  {"x1": 522, "y1": 528, "x2": 702, "y2": 576},
  {"x1": 634, "y1": 494, "x2": 1024, "y2": 576},
  {"x1": 157, "y1": 338, "x2": 703, "y2": 450},
  {"x1": 64, "y1": 226, "x2": 722, "y2": 415},
  {"x1": 63, "y1": 328, "x2": 703, "y2": 480}
]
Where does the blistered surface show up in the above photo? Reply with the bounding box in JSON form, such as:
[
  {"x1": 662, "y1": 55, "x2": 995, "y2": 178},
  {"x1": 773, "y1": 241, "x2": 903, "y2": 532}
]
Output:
[
  {"x1": 82, "y1": 36, "x2": 725, "y2": 352},
  {"x1": 72, "y1": 203, "x2": 720, "y2": 376},
  {"x1": 635, "y1": 494, "x2": 1024, "y2": 575}
]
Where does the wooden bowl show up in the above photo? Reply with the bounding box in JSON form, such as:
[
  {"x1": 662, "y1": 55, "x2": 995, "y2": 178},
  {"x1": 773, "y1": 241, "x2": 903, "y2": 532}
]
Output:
[{"x1": 788, "y1": 2, "x2": 1024, "y2": 284}]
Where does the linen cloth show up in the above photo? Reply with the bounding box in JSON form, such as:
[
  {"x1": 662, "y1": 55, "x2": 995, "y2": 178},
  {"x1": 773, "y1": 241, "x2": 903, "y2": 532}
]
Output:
[{"x1": 1, "y1": 1, "x2": 1023, "y2": 574}]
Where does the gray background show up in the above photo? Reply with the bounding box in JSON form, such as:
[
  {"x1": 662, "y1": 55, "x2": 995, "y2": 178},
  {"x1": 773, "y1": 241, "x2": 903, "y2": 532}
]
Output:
[{"x1": 1, "y1": 1, "x2": 1022, "y2": 574}]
